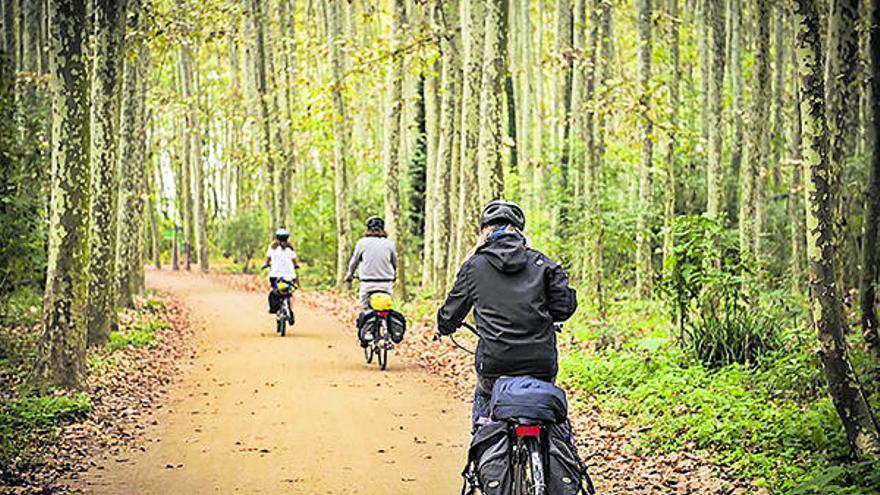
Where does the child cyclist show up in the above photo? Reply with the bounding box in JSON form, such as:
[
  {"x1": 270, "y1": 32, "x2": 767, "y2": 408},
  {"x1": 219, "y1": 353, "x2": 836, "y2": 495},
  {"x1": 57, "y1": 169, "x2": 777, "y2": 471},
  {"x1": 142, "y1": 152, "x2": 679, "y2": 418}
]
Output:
[{"x1": 263, "y1": 228, "x2": 300, "y2": 319}]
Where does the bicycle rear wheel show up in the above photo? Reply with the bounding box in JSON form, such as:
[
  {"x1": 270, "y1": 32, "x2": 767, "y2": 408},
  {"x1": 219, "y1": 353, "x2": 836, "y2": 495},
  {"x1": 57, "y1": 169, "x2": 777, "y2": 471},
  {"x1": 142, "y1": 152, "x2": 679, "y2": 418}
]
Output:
[
  {"x1": 378, "y1": 341, "x2": 388, "y2": 370},
  {"x1": 514, "y1": 437, "x2": 546, "y2": 495},
  {"x1": 525, "y1": 436, "x2": 546, "y2": 495},
  {"x1": 276, "y1": 314, "x2": 285, "y2": 336},
  {"x1": 364, "y1": 341, "x2": 374, "y2": 363}
]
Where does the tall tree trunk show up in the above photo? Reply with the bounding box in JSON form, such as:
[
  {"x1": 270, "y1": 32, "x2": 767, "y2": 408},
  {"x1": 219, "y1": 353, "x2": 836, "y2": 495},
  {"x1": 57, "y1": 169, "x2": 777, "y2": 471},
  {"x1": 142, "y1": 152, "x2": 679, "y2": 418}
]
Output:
[
  {"x1": 663, "y1": 0, "x2": 680, "y2": 264},
  {"x1": 251, "y1": 0, "x2": 274, "y2": 226},
  {"x1": 699, "y1": 0, "x2": 709, "y2": 145},
  {"x1": 517, "y1": 0, "x2": 531, "y2": 192},
  {"x1": 556, "y1": 0, "x2": 573, "y2": 208},
  {"x1": 740, "y1": 0, "x2": 770, "y2": 276},
  {"x1": 86, "y1": 0, "x2": 127, "y2": 346},
  {"x1": 421, "y1": 56, "x2": 440, "y2": 290},
  {"x1": 116, "y1": 19, "x2": 147, "y2": 307},
  {"x1": 727, "y1": 0, "x2": 743, "y2": 223},
  {"x1": 771, "y1": 3, "x2": 786, "y2": 175},
  {"x1": 31, "y1": 0, "x2": 89, "y2": 389},
  {"x1": 477, "y1": 0, "x2": 508, "y2": 203},
  {"x1": 189, "y1": 45, "x2": 208, "y2": 273},
  {"x1": 0, "y1": 2, "x2": 17, "y2": 283},
  {"x1": 706, "y1": 0, "x2": 725, "y2": 219},
  {"x1": 789, "y1": 30, "x2": 806, "y2": 294},
  {"x1": 861, "y1": 0, "x2": 880, "y2": 371},
  {"x1": 635, "y1": 0, "x2": 653, "y2": 298},
  {"x1": 147, "y1": 154, "x2": 161, "y2": 270},
  {"x1": 384, "y1": 0, "x2": 407, "y2": 301},
  {"x1": 795, "y1": 0, "x2": 880, "y2": 458},
  {"x1": 434, "y1": 0, "x2": 460, "y2": 296},
  {"x1": 325, "y1": 0, "x2": 353, "y2": 288},
  {"x1": 826, "y1": 0, "x2": 861, "y2": 292},
  {"x1": 456, "y1": 0, "x2": 483, "y2": 265},
  {"x1": 409, "y1": 75, "x2": 428, "y2": 257}
]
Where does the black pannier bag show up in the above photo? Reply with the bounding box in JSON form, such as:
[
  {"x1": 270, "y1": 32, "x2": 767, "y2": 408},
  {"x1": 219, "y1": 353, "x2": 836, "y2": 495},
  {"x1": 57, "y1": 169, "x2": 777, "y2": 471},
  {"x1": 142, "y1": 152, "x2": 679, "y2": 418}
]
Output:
[
  {"x1": 387, "y1": 310, "x2": 406, "y2": 343},
  {"x1": 268, "y1": 290, "x2": 281, "y2": 313},
  {"x1": 462, "y1": 421, "x2": 512, "y2": 495},
  {"x1": 490, "y1": 375, "x2": 568, "y2": 423},
  {"x1": 356, "y1": 310, "x2": 380, "y2": 346},
  {"x1": 546, "y1": 421, "x2": 596, "y2": 495}
]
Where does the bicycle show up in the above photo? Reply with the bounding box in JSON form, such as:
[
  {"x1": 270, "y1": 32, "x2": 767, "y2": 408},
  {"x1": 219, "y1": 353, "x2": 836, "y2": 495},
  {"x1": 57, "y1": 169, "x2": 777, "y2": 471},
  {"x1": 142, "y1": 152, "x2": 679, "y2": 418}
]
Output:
[
  {"x1": 439, "y1": 322, "x2": 591, "y2": 495},
  {"x1": 272, "y1": 278, "x2": 295, "y2": 337},
  {"x1": 361, "y1": 291, "x2": 396, "y2": 371}
]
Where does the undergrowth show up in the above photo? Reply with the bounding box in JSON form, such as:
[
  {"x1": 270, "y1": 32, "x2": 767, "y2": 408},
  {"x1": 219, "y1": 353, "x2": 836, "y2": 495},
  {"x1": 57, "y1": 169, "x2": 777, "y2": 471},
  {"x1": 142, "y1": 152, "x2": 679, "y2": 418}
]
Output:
[
  {"x1": 0, "y1": 290, "x2": 173, "y2": 486},
  {"x1": 559, "y1": 296, "x2": 880, "y2": 495}
]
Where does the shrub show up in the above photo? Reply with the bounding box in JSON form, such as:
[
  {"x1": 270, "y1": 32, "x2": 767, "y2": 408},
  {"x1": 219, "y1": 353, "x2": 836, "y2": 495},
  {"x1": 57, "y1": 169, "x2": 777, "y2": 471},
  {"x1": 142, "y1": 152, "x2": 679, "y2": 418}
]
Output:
[
  {"x1": 216, "y1": 210, "x2": 268, "y2": 273},
  {"x1": 659, "y1": 215, "x2": 781, "y2": 367}
]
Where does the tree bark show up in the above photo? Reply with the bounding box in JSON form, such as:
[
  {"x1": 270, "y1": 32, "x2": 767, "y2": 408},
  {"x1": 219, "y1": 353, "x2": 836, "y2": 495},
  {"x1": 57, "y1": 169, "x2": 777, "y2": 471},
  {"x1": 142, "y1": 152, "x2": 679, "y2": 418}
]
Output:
[
  {"x1": 795, "y1": 0, "x2": 880, "y2": 458},
  {"x1": 861, "y1": 0, "x2": 880, "y2": 371},
  {"x1": 663, "y1": 0, "x2": 680, "y2": 264},
  {"x1": 383, "y1": 0, "x2": 407, "y2": 301},
  {"x1": 555, "y1": 0, "x2": 573, "y2": 213},
  {"x1": 455, "y1": 0, "x2": 483, "y2": 265},
  {"x1": 250, "y1": 0, "x2": 274, "y2": 226},
  {"x1": 325, "y1": 0, "x2": 353, "y2": 288},
  {"x1": 435, "y1": 0, "x2": 460, "y2": 296},
  {"x1": 86, "y1": 0, "x2": 127, "y2": 346},
  {"x1": 477, "y1": 0, "x2": 508, "y2": 203},
  {"x1": 31, "y1": 0, "x2": 89, "y2": 389},
  {"x1": 116, "y1": 13, "x2": 147, "y2": 306},
  {"x1": 726, "y1": 0, "x2": 743, "y2": 223},
  {"x1": 740, "y1": 0, "x2": 770, "y2": 276},
  {"x1": 635, "y1": 0, "x2": 653, "y2": 298},
  {"x1": 789, "y1": 27, "x2": 806, "y2": 294},
  {"x1": 706, "y1": 0, "x2": 725, "y2": 219}
]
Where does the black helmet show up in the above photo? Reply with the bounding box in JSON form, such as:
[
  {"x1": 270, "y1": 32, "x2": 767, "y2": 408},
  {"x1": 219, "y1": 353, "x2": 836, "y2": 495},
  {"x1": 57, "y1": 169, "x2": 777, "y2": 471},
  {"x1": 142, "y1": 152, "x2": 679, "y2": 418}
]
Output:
[
  {"x1": 366, "y1": 216, "x2": 385, "y2": 231},
  {"x1": 275, "y1": 228, "x2": 290, "y2": 241},
  {"x1": 480, "y1": 200, "x2": 526, "y2": 231}
]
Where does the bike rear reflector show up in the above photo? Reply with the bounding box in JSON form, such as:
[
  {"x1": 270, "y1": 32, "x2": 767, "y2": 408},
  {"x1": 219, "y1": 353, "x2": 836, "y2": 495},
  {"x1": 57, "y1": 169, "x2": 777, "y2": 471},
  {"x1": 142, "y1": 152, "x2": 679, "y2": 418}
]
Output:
[
  {"x1": 516, "y1": 425, "x2": 541, "y2": 437},
  {"x1": 377, "y1": 311, "x2": 389, "y2": 317}
]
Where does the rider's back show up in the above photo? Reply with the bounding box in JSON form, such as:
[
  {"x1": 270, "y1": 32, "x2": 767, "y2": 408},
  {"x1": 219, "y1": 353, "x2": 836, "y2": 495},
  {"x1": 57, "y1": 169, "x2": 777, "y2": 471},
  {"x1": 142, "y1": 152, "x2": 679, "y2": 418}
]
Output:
[
  {"x1": 439, "y1": 232, "x2": 576, "y2": 380},
  {"x1": 351, "y1": 236, "x2": 397, "y2": 282}
]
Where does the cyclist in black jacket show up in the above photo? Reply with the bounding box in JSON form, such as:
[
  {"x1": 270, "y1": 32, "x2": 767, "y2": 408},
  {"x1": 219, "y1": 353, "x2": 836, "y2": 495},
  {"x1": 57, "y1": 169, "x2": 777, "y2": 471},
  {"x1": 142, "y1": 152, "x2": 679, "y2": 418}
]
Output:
[{"x1": 437, "y1": 200, "x2": 578, "y2": 426}]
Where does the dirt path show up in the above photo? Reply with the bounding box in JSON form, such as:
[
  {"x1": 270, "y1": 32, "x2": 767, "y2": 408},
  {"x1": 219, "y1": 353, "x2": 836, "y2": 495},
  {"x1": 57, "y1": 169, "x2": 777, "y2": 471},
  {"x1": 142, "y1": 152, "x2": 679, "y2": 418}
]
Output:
[{"x1": 78, "y1": 270, "x2": 470, "y2": 494}]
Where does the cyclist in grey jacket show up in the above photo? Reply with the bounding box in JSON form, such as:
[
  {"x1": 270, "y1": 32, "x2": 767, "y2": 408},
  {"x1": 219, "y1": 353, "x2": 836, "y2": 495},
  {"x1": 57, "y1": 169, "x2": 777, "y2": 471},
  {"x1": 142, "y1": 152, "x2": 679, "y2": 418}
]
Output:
[{"x1": 345, "y1": 217, "x2": 398, "y2": 308}]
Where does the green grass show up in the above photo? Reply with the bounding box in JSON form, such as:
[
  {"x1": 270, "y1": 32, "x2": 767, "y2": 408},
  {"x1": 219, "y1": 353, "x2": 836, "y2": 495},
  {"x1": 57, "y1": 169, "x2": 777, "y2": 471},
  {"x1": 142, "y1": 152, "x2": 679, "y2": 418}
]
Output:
[
  {"x1": 105, "y1": 319, "x2": 170, "y2": 352},
  {"x1": 0, "y1": 393, "x2": 92, "y2": 483}
]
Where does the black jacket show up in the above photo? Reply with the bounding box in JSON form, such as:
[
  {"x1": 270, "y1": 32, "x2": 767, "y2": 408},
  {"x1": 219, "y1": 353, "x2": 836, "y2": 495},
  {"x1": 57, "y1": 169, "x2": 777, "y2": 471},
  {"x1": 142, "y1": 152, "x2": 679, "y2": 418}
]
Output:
[{"x1": 437, "y1": 232, "x2": 577, "y2": 379}]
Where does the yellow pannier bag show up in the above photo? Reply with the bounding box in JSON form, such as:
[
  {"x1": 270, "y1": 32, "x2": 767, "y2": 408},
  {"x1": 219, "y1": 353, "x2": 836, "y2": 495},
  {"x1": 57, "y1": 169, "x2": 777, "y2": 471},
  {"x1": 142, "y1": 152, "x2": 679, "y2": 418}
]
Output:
[{"x1": 369, "y1": 293, "x2": 393, "y2": 311}]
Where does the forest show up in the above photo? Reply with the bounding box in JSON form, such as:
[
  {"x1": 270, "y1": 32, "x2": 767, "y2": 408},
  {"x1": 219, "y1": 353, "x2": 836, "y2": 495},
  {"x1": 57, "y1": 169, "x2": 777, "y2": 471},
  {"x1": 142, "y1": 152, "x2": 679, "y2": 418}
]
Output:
[{"x1": 2, "y1": 0, "x2": 880, "y2": 492}]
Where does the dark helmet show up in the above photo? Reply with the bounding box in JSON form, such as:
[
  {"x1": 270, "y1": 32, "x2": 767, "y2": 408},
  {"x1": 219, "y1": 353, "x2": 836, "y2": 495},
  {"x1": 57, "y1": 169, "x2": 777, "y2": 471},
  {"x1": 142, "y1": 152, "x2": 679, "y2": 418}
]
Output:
[
  {"x1": 366, "y1": 216, "x2": 385, "y2": 231},
  {"x1": 480, "y1": 200, "x2": 526, "y2": 231},
  {"x1": 275, "y1": 228, "x2": 290, "y2": 241}
]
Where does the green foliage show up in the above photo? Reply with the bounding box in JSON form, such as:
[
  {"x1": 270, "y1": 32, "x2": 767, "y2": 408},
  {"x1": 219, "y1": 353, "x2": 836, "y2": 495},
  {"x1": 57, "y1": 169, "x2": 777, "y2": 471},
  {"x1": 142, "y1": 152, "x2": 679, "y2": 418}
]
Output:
[
  {"x1": 0, "y1": 393, "x2": 92, "y2": 483},
  {"x1": 216, "y1": 210, "x2": 268, "y2": 273},
  {"x1": 0, "y1": 288, "x2": 42, "y2": 327},
  {"x1": 105, "y1": 319, "x2": 170, "y2": 352},
  {"x1": 559, "y1": 343, "x2": 867, "y2": 494},
  {"x1": 660, "y1": 215, "x2": 780, "y2": 367}
]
